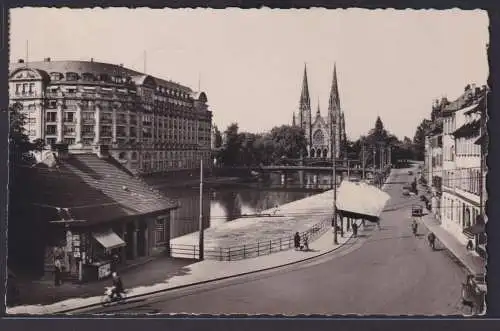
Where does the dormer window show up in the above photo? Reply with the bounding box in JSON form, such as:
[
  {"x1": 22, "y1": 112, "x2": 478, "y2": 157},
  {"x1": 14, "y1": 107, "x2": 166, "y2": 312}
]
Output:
[
  {"x1": 98, "y1": 74, "x2": 109, "y2": 82},
  {"x1": 50, "y1": 72, "x2": 62, "y2": 81},
  {"x1": 66, "y1": 72, "x2": 79, "y2": 81},
  {"x1": 82, "y1": 73, "x2": 95, "y2": 81}
]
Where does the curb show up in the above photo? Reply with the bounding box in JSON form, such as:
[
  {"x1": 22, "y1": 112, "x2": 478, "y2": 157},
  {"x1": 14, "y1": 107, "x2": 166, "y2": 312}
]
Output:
[
  {"x1": 16, "y1": 171, "x2": 394, "y2": 315},
  {"x1": 56, "y1": 231, "x2": 356, "y2": 314},
  {"x1": 418, "y1": 214, "x2": 480, "y2": 276}
]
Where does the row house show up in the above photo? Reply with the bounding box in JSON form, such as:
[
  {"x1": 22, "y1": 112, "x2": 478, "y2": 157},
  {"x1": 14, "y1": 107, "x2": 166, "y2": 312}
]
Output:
[{"x1": 430, "y1": 84, "x2": 487, "y2": 258}]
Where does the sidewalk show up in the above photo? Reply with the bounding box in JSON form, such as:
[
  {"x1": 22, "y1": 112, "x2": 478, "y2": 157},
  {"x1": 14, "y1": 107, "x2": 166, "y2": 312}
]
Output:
[
  {"x1": 8, "y1": 171, "x2": 395, "y2": 315},
  {"x1": 12, "y1": 255, "x2": 193, "y2": 307},
  {"x1": 417, "y1": 183, "x2": 486, "y2": 276},
  {"x1": 420, "y1": 212, "x2": 485, "y2": 276},
  {"x1": 7, "y1": 224, "x2": 357, "y2": 315}
]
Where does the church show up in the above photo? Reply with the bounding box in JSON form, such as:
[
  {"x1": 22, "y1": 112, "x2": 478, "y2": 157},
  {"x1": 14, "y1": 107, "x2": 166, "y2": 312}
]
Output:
[{"x1": 292, "y1": 64, "x2": 347, "y2": 159}]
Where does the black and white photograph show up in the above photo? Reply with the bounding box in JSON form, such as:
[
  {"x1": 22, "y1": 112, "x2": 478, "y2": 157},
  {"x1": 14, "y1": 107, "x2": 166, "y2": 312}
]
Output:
[{"x1": 6, "y1": 8, "x2": 488, "y2": 316}]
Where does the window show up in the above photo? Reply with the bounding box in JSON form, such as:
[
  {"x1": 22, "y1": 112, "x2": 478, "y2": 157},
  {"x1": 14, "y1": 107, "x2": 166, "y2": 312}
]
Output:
[
  {"x1": 50, "y1": 72, "x2": 62, "y2": 81},
  {"x1": 63, "y1": 126, "x2": 75, "y2": 135},
  {"x1": 66, "y1": 72, "x2": 79, "y2": 81},
  {"x1": 63, "y1": 138, "x2": 75, "y2": 145},
  {"x1": 46, "y1": 137, "x2": 57, "y2": 146},
  {"x1": 48, "y1": 100, "x2": 57, "y2": 108},
  {"x1": 46, "y1": 112, "x2": 57, "y2": 122},
  {"x1": 64, "y1": 112, "x2": 75, "y2": 123},
  {"x1": 46, "y1": 125, "x2": 57, "y2": 135},
  {"x1": 83, "y1": 125, "x2": 93, "y2": 133},
  {"x1": 82, "y1": 73, "x2": 95, "y2": 81}
]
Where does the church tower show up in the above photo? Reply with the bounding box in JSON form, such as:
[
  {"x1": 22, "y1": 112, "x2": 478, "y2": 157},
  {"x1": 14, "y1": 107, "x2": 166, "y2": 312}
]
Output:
[
  {"x1": 299, "y1": 64, "x2": 312, "y2": 152},
  {"x1": 328, "y1": 63, "x2": 342, "y2": 159}
]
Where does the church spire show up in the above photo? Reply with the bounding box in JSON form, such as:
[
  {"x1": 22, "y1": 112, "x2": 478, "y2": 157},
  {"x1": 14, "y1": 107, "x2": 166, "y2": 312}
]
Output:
[
  {"x1": 300, "y1": 63, "x2": 311, "y2": 108},
  {"x1": 329, "y1": 63, "x2": 340, "y2": 112},
  {"x1": 317, "y1": 97, "x2": 321, "y2": 114},
  {"x1": 292, "y1": 112, "x2": 296, "y2": 126}
]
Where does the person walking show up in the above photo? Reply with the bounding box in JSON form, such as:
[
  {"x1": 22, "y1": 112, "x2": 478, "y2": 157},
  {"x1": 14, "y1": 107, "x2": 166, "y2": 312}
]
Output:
[
  {"x1": 54, "y1": 257, "x2": 62, "y2": 286},
  {"x1": 427, "y1": 232, "x2": 436, "y2": 250},
  {"x1": 352, "y1": 222, "x2": 358, "y2": 238},
  {"x1": 294, "y1": 232, "x2": 301, "y2": 251}
]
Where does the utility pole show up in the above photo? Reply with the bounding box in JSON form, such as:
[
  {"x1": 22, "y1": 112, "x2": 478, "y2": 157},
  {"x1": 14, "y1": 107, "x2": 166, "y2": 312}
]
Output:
[
  {"x1": 198, "y1": 158, "x2": 204, "y2": 260},
  {"x1": 332, "y1": 115, "x2": 338, "y2": 245},
  {"x1": 362, "y1": 143, "x2": 366, "y2": 180}
]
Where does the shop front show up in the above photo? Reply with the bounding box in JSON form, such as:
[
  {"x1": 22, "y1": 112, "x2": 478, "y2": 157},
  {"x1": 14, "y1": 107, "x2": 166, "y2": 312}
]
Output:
[{"x1": 82, "y1": 229, "x2": 127, "y2": 281}]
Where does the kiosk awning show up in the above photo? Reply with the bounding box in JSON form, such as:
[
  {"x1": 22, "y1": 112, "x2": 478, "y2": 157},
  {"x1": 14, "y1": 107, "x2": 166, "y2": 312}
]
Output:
[
  {"x1": 336, "y1": 180, "x2": 391, "y2": 220},
  {"x1": 92, "y1": 230, "x2": 126, "y2": 249}
]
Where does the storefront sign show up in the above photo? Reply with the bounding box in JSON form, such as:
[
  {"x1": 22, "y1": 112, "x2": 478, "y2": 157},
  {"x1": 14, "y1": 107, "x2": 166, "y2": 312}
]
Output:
[{"x1": 98, "y1": 263, "x2": 111, "y2": 279}]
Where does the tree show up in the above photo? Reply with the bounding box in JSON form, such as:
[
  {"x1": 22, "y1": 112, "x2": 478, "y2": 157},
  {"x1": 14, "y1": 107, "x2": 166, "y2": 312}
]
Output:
[
  {"x1": 9, "y1": 102, "x2": 40, "y2": 165},
  {"x1": 268, "y1": 125, "x2": 307, "y2": 161},
  {"x1": 219, "y1": 123, "x2": 242, "y2": 166},
  {"x1": 213, "y1": 125, "x2": 222, "y2": 148},
  {"x1": 413, "y1": 119, "x2": 432, "y2": 161}
]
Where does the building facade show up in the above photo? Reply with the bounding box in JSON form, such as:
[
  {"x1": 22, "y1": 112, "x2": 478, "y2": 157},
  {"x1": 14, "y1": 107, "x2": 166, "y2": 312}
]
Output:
[
  {"x1": 432, "y1": 84, "x2": 487, "y2": 255},
  {"x1": 292, "y1": 64, "x2": 346, "y2": 159},
  {"x1": 9, "y1": 58, "x2": 212, "y2": 175}
]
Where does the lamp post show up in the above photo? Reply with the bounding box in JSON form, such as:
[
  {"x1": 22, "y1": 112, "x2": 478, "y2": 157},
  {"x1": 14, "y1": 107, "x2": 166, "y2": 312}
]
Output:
[
  {"x1": 198, "y1": 157, "x2": 204, "y2": 261},
  {"x1": 361, "y1": 142, "x2": 366, "y2": 180},
  {"x1": 332, "y1": 116, "x2": 338, "y2": 245}
]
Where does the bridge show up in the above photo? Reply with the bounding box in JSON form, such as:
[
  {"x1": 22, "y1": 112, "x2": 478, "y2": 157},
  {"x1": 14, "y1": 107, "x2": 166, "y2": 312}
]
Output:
[{"x1": 221, "y1": 157, "x2": 391, "y2": 176}]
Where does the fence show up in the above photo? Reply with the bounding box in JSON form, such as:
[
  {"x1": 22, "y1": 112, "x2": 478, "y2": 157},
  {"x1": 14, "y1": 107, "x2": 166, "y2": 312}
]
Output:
[{"x1": 170, "y1": 219, "x2": 331, "y2": 261}]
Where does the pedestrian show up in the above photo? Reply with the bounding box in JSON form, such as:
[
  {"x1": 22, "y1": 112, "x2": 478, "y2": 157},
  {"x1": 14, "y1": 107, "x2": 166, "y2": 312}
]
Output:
[
  {"x1": 352, "y1": 222, "x2": 358, "y2": 238},
  {"x1": 362, "y1": 219, "x2": 366, "y2": 227},
  {"x1": 294, "y1": 232, "x2": 301, "y2": 251},
  {"x1": 54, "y1": 257, "x2": 62, "y2": 286},
  {"x1": 466, "y1": 240, "x2": 474, "y2": 251},
  {"x1": 427, "y1": 232, "x2": 436, "y2": 250},
  {"x1": 377, "y1": 220, "x2": 381, "y2": 230},
  {"x1": 302, "y1": 235, "x2": 309, "y2": 251}
]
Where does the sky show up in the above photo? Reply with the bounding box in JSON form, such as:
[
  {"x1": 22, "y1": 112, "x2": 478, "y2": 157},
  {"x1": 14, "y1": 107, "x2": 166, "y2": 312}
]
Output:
[{"x1": 10, "y1": 8, "x2": 489, "y2": 140}]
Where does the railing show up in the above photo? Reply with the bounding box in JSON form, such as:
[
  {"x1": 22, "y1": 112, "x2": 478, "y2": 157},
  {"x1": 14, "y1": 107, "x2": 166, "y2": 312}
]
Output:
[{"x1": 170, "y1": 219, "x2": 330, "y2": 261}]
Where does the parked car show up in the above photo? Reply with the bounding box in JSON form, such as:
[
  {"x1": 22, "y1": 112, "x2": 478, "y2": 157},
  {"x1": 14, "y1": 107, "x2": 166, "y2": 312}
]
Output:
[
  {"x1": 408, "y1": 170, "x2": 413, "y2": 175},
  {"x1": 411, "y1": 204, "x2": 423, "y2": 217}
]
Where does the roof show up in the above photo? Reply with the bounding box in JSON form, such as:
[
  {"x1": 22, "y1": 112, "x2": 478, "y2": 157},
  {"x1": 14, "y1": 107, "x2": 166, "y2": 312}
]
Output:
[
  {"x1": 9, "y1": 60, "x2": 193, "y2": 93},
  {"x1": 336, "y1": 180, "x2": 391, "y2": 219},
  {"x1": 452, "y1": 120, "x2": 481, "y2": 139},
  {"x1": 14, "y1": 153, "x2": 178, "y2": 227}
]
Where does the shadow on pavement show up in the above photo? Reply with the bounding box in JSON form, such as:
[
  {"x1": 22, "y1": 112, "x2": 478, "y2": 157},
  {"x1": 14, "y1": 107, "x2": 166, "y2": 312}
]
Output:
[{"x1": 12, "y1": 257, "x2": 194, "y2": 307}]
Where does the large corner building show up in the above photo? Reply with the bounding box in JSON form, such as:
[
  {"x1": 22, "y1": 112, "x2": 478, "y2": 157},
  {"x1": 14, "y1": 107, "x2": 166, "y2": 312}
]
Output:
[
  {"x1": 9, "y1": 58, "x2": 213, "y2": 175},
  {"x1": 292, "y1": 64, "x2": 347, "y2": 159}
]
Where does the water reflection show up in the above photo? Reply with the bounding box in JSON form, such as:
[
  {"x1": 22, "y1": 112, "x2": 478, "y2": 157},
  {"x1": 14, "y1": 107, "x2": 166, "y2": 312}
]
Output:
[{"x1": 157, "y1": 171, "x2": 359, "y2": 239}]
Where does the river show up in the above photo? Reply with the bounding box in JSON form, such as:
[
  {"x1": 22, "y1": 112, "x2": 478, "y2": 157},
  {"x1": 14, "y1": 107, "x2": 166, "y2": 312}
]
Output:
[{"x1": 155, "y1": 171, "x2": 355, "y2": 239}]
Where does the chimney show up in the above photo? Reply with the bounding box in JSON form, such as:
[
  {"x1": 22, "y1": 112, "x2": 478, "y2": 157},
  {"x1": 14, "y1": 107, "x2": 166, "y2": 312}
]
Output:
[
  {"x1": 91, "y1": 58, "x2": 94, "y2": 62},
  {"x1": 44, "y1": 57, "x2": 51, "y2": 62},
  {"x1": 120, "y1": 63, "x2": 124, "y2": 67},
  {"x1": 18, "y1": 59, "x2": 24, "y2": 63}
]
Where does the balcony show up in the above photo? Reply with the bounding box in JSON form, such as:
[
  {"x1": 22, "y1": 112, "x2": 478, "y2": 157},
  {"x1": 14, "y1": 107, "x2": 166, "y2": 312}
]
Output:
[
  {"x1": 12, "y1": 92, "x2": 43, "y2": 99},
  {"x1": 82, "y1": 118, "x2": 96, "y2": 124},
  {"x1": 101, "y1": 118, "x2": 113, "y2": 125},
  {"x1": 116, "y1": 118, "x2": 128, "y2": 125}
]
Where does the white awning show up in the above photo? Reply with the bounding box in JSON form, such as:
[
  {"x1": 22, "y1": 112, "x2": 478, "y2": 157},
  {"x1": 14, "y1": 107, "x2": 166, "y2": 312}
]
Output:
[
  {"x1": 336, "y1": 180, "x2": 391, "y2": 218},
  {"x1": 92, "y1": 230, "x2": 126, "y2": 249}
]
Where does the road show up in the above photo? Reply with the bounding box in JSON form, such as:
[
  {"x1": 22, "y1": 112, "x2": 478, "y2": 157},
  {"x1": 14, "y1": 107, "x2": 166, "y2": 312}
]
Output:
[{"x1": 87, "y1": 167, "x2": 468, "y2": 315}]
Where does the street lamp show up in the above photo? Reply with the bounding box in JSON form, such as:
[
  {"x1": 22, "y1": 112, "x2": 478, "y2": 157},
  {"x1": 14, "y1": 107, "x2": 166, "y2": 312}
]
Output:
[{"x1": 331, "y1": 115, "x2": 338, "y2": 245}]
